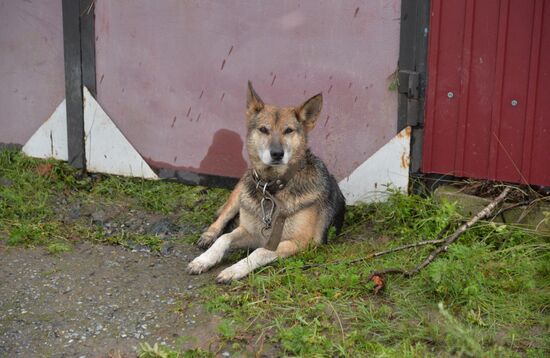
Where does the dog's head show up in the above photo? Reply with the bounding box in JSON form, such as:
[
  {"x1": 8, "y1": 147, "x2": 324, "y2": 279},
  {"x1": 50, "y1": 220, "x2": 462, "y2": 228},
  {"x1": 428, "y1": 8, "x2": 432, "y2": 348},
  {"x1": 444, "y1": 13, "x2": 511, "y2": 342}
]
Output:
[{"x1": 245, "y1": 81, "x2": 322, "y2": 174}]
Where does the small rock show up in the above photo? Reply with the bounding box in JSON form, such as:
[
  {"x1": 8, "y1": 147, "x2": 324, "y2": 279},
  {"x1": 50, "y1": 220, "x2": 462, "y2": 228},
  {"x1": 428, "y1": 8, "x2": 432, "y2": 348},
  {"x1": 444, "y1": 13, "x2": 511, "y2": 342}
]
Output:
[
  {"x1": 0, "y1": 177, "x2": 13, "y2": 187},
  {"x1": 131, "y1": 244, "x2": 151, "y2": 253},
  {"x1": 147, "y1": 218, "x2": 175, "y2": 236},
  {"x1": 160, "y1": 242, "x2": 174, "y2": 256},
  {"x1": 69, "y1": 205, "x2": 81, "y2": 220},
  {"x1": 91, "y1": 211, "x2": 105, "y2": 225}
]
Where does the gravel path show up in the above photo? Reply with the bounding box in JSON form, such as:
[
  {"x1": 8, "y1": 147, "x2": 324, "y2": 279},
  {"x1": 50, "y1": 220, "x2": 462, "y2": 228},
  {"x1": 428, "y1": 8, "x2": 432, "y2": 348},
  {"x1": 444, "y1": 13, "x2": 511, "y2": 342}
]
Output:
[{"x1": 0, "y1": 242, "x2": 223, "y2": 357}]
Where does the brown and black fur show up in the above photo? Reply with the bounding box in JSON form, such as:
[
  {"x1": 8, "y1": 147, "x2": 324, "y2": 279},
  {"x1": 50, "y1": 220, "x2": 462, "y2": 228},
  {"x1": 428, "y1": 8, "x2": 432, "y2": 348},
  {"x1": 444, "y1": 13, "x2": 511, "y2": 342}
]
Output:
[{"x1": 187, "y1": 82, "x2": 345, "y2": 283}]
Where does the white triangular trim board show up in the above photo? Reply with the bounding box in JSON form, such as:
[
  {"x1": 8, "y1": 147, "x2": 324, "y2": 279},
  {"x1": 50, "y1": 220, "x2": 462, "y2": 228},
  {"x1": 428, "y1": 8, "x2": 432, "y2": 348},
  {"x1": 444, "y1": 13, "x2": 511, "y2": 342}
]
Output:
[
  {"x1": 339, "y1": 126, "x2": 411, "y2": 204},
  {"x1": 21, "y1": 87, "x2": 158, "y2": 180},
  {"x1": 23, "y1": 89, "x2": 408, "y2": 194},
  {"x1": 22, "y1": 100, "x2": 68, "y2": 161},
  {"x1": 83, "y1": 87, "x2": 158, "y2": 179}
]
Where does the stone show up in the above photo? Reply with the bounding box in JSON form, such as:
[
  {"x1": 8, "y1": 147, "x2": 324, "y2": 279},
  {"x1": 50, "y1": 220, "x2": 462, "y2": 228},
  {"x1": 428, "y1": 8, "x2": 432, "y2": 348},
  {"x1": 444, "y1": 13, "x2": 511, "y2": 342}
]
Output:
[
  {"x1": 147, "y1": 218, "x2": 175, "y2": 236},
  {"x1": 0, "y1": 177, "x2": 13, "y2": 187},
  {"x1": 434, "y1": 185, "x2": 550, "y2": 234},
  {"x1": 91, "y1": 211, "x2": 106, "y2": 225},
  {"x1": 160, "y1": 242, "x2": 174, "y2": 256},
  {"x1": 69, "y1": 205, "x2": 81, "y2": 220}
]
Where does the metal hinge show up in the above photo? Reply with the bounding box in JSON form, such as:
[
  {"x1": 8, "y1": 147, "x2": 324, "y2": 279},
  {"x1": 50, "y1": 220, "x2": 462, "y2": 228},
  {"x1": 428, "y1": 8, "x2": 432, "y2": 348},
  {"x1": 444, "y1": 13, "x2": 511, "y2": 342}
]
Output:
[
  {"x1": 398, "y1": 70, "x2": 421, "y2": 126},
  {"x1": 398, "y1": 70, "x2": 419, "y2": 99}
]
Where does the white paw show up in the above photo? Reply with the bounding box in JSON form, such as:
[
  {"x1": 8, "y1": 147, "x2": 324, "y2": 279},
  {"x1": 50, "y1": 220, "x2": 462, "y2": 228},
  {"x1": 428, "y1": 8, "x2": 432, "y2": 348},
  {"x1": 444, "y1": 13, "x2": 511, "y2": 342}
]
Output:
[
  {"x1": 186, "y1": 257, "x2": 212, "y2": 275},
  {"x1": 188, "y1": 235, "x2": 232, "y2": 275},
  {"x1": 216, "y1": 265, "x2": 247, "y2": 284}
]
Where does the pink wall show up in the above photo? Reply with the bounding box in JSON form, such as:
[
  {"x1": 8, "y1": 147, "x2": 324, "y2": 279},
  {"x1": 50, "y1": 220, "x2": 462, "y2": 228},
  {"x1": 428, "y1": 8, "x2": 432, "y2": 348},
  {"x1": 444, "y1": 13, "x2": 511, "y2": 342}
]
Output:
[
  {"x1": 0, "y1": 0, "x2": 65, "y2": 145},
  {"x1": 95, "y1": 1, "x2": 400, "y2": 179}
]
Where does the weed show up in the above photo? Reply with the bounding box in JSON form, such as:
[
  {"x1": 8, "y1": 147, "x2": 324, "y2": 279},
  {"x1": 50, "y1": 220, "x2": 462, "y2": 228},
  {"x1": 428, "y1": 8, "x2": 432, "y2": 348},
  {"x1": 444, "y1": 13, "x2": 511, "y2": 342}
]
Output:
[
  {"x1": 387, "y1": 68, "x2": 399, "y2": 91},
  {"x1": 138, "y1": 342, "x2": 212, "y2": 358},
  {"x1": 138, "y1": 342, "x2": 174, "y2": 358},
  {"x1": 217, "y1": 319, "x2": 236, "y2": 340},
  {"x1": 47, "y1": 242, "x2": 72, "y2": 255},
  {"x1": 100, "y1": 232, "x2": 165, "y2": 252}
]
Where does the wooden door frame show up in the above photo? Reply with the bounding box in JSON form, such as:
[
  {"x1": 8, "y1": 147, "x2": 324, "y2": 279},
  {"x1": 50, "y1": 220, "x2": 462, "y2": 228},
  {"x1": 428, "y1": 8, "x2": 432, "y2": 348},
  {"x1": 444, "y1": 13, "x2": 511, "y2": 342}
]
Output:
[{"x1": 397, "y1": 0, "x2": 430, "y2": 176}]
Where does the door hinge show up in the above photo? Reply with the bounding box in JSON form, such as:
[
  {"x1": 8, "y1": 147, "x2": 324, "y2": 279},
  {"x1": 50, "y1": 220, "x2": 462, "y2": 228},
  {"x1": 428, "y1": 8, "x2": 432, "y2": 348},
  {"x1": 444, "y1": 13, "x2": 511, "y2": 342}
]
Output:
[
  {"x1": 398, "y1": 70, "x2": 421, "y2": 126},
  {"x1": 398, "y1": 70, "x2": 419, "y2": 99}
]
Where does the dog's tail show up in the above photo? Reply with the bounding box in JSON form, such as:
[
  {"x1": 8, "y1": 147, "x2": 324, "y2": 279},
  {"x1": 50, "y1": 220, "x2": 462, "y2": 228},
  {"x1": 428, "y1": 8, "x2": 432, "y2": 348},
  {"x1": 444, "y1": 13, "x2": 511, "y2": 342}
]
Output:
[
  {"x1": 322, "y1": 188, "x2": 346, "y2": 244},
  {"x1": 333, "y1": 194, "x2": 346, "y2": 236}
]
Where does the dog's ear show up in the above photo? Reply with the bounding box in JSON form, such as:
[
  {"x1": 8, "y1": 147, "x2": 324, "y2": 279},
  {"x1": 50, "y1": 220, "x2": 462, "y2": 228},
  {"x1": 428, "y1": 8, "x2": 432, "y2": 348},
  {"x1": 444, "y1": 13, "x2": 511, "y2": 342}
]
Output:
[
  {"x1": 247, "y1": 81, "x2": 264, "y2": 113},
  {"x1": 296, "y1": 93, "x2": 323, "y2": 132}
]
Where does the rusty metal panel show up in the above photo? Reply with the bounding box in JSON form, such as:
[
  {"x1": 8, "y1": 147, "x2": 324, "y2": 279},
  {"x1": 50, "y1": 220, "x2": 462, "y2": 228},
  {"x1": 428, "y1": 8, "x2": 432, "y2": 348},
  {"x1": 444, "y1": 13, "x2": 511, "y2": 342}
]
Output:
[
  {"x1": 94, "y1": 1, "x2": 401, "y2": 180},
  {"x1": 423, "y1": 0, "x2": 550, "y2": 186},
  {"x1": 0, "y1": 0, "x2": 65, "y2": 145}
]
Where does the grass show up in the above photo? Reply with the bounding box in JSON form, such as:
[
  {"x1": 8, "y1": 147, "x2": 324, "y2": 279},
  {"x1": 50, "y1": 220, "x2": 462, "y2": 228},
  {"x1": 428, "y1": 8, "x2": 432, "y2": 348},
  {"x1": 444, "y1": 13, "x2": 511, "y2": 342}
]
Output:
[
  {"x1": 1, "y1": 150, "x2": 549, "y2": 356},
  {"x1": 46, "y1": 242, "x2": 72, "y2": 254},
  {"x1": 0, "y1": 149, "x2": 227, "y2": 250},
  {"x1": 138, "y1": 342, "x2": 212, "y2": 358},
  {"x1": 200, "y1": 191, "x2": 550, "y2": 357}
]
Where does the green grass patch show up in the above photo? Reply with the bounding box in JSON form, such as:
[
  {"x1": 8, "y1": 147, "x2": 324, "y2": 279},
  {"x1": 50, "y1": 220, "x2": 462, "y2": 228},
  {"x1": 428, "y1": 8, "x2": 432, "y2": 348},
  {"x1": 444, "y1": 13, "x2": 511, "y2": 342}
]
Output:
[
  {"x1": 0, "y1": 149, "x2": 228, "y2": 249},
  {"x1": 138, "y1": 342, "x2": 212, "y2": 358},
  {"x1": 47, "y1": 242, "x2": 72, "y2": 255},
  {"x1": 202, "y1": 190, "x2": 550, "y2": 357}
]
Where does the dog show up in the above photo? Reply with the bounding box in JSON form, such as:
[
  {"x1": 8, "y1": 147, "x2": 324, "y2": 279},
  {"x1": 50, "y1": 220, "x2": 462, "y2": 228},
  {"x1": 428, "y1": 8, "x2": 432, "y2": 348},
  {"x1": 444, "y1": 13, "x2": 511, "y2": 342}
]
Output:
[{"x1": 187, "y1": 82, "x2": 345, "y2": 283}]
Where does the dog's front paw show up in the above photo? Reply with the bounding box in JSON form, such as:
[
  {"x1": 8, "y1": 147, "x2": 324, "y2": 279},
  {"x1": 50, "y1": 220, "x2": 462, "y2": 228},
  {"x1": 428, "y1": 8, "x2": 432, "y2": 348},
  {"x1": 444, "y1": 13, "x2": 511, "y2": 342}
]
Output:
[
  {"x1": 197, "y1": 231, "x2": 217, "y2": 249},
  {"x1": 216, "y1": 265, "x2": 247, "y2": 284},
  {"x1": 186, "y1": 257, "x2": 211, "y2": 275}
]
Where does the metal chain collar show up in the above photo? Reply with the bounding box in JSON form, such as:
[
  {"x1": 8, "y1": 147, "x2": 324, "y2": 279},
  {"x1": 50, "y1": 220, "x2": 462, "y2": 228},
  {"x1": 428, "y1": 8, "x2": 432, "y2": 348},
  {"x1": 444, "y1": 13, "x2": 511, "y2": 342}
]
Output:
[
  {"x1": 259, "y1": 183, "x2": 275, "y2": 231},
  {"x1": 253, "y1": 170, "x2": 277, "y2": 237}
]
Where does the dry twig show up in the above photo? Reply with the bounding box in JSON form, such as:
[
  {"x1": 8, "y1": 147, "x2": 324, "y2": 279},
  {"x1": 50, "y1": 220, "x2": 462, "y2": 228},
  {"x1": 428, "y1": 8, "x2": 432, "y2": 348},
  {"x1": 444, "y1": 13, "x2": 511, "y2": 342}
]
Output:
[
  {"x1": 302, "y1": 238, "x2": 446, "y2": 270},
  {"x1": 408, "y1": 186, "x2": 511, "y2": 275},
  {"x1": 370, "y1": 187, "x2": 512, "y2": 279}
]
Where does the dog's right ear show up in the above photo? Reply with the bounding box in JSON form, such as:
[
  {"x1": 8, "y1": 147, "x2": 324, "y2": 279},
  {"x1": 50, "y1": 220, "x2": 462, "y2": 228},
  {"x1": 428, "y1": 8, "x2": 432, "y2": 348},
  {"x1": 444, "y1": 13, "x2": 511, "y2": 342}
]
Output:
[
  {"x1": 247, "y1": 81, "x2": 264, "y2": 113},
  {"x1": 296, "y1": 93, "x2": 323, "y2": 132}
]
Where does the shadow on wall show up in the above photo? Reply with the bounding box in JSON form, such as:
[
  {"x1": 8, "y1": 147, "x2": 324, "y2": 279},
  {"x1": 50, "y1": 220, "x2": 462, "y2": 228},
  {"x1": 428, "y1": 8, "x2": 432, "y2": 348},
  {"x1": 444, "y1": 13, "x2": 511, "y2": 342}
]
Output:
[
  {"x1": 199, "y1": 129, "x2": 247, "y2": 178},
  {"x1": 147, "y1": 128, "x2": 247, "y2": 182}
]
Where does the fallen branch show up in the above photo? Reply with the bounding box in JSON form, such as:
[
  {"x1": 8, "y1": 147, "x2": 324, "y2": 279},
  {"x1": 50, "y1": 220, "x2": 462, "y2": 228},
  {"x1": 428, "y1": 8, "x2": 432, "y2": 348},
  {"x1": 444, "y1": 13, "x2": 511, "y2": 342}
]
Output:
[
  {"x1": 345, "y1": 239, "x2": 447, "y2": 265},
  {"x1": 407, "y1": 187, "x2": 511, "y2": 276},
  {"x1": 493, "y1": 199, "x2": 531, "y2": 219},
  {"x1": 370, "y1": 186, "x2": 512, "y2": 279},
  {"x1": 369, "y1": 268, "x2": 407, "y2": 278},
  {"x1": 302, "y1": 238, "x2": 446, "y2": 270}
]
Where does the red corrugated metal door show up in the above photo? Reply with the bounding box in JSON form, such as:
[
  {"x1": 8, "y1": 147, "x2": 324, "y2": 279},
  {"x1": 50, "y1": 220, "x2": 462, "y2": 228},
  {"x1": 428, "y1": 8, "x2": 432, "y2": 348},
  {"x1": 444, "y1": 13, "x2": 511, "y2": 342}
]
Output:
[{"x1": 423, "y1": 0, "x2": 550, "y2": 186}]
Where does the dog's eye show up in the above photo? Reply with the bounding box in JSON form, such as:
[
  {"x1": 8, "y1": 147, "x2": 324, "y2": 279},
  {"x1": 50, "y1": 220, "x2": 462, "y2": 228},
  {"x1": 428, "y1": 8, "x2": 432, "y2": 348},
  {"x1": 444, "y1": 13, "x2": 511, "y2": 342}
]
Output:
[
  {"x1": 283, "y1": 128, "x2": 294, "y2": 135},
  {"x1": 258, "y1": 126, "x2": 269, "y2": 135}
]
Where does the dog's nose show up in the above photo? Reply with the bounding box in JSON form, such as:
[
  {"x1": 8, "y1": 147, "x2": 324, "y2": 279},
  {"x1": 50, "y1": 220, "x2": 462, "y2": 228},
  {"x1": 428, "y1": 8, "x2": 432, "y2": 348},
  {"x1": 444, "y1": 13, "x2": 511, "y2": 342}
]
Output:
[{"x1": 270, "y1": 149, "x2": 284, "y2": 161}]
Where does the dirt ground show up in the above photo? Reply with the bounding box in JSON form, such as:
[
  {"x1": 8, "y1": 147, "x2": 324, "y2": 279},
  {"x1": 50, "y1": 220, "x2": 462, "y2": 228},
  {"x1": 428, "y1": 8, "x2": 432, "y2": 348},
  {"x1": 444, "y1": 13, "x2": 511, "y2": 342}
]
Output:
[{"x1": 0, "y1": 241, "x2": 227, "y2": 357}]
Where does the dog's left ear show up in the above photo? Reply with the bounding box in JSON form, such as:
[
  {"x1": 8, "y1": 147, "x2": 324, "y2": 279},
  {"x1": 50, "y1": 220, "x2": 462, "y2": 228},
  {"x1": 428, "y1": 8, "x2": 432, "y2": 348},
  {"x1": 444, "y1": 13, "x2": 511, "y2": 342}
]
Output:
[
  {"x1": 296, "y1": 93, "x2": 323, "y2": 132},
  {"x1": 247, "y1": 81, "x2": 264, "y2": 114}
]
